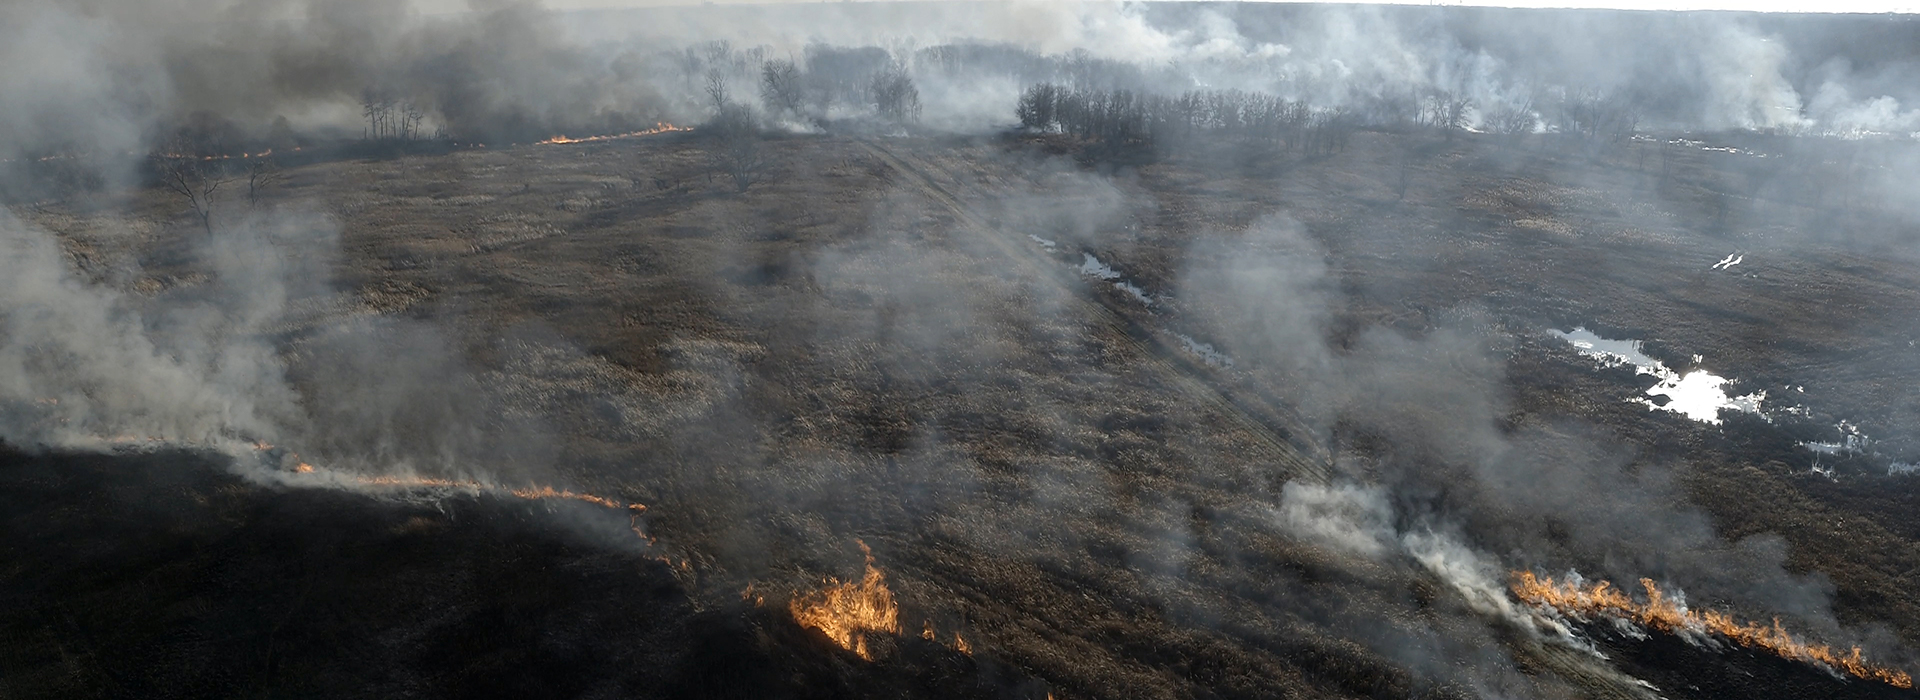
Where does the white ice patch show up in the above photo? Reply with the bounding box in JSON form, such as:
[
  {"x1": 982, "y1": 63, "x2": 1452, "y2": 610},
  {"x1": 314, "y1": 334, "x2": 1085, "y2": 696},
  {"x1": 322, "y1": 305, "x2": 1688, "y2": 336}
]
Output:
[
  {"x1": 1550, "y1": 327, "x2": 1765, "y2": 424},
  {"x1": 1804, "y1": 421, "x2": 1870, "y2": 456},
  {"x1": 1077, "y1": 253, "x2": 1152, "y2": 306},
  {"x1": 1176, "y1": 334, "x2": 1234, "y2": 368},
  {"x1": 1027, "y1": 234, "x2": 1058, "y2": 250},
  {"x1": 1113, "y1": 280, "x2": 1152, "y2": 305},
  {"x1": 1657, "y1": 371, "x2": 1764, "y2": 423},
  {"x1": 1078, "y1": 253, "x2": 1121, "y2": 279}
]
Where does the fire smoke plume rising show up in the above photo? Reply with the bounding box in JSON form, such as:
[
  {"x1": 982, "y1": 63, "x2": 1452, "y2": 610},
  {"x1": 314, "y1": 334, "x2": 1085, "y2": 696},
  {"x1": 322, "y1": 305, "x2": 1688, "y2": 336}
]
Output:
[
  {"x1": 1511, "y1": 571, "x2": 1914, "y2": 688},
  {"x1": 789, "y1": 541, "x2": 901, "y2": 661}
]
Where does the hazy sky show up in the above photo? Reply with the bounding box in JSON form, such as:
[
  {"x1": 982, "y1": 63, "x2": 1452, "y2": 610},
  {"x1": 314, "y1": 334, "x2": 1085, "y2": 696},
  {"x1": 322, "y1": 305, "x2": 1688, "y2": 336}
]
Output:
[{"x1": 530, "y1": 0, "x2": 1920, "y2": 12}]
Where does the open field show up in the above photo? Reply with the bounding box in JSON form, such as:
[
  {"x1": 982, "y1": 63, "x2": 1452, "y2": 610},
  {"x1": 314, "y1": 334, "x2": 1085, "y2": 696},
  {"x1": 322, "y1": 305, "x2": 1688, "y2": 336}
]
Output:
[{"x1": 7, "y1": 125, "x2": 1920, "y2": 699}]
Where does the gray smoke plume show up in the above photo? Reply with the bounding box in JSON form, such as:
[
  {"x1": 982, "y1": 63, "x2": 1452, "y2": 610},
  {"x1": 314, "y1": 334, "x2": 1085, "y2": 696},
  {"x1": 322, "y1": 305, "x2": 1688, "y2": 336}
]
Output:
[
  {"x1": 10, "y1": 0, "x2": 1920, "y2": 179},
  {"x1": 0, "y1": 208, "x2": 301, "y2": 450},
  {"x1": 1174, "y1": 212, "x2": 1880, "y2": 663},
  {"x1": 6, "y1": 0, "x2": 1920, "y2": 694}
]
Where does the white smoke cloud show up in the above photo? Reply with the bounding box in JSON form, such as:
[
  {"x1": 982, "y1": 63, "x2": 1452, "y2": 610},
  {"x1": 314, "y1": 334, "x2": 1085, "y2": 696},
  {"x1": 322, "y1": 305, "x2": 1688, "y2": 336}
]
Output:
[
  {"x1": 0, "y1": 209, "x2": 304, "y2": 451},
  {"x1": 1698, "y1": 23, "x2": 1811, "y2": 130},
  {"x1": 1272, "y1": 481, "x2": 1396, "y2": 558}
]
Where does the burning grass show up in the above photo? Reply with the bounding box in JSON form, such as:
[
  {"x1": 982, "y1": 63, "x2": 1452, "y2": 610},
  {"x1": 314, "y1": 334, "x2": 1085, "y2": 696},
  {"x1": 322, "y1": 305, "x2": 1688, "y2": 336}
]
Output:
[
  {"x1": 1511, "y1": 571, "x2": 1913, "y2": 688},
  {"x1": 535, "y1": 123, "x2": 690, "y2": 145},
  {"x1": 789, "y1": 541, "x2": 901, "y2": 661},
  {"x1": 242, "y1": 441, "x2": 647, "y2": 512}
]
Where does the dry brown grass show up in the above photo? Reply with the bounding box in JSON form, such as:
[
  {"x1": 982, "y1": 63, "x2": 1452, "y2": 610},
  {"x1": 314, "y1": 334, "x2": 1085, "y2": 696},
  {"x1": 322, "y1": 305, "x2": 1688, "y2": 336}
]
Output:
[{"x1": 19, "y1": 127, "x2": 1920, "y2": 699}]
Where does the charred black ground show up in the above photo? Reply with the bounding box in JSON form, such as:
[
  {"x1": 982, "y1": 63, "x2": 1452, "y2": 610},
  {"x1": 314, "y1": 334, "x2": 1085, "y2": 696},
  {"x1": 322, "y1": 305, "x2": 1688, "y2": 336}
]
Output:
[
  {"x1": 0, "y1": 444, "x2": 1044, "y2": 699},
  {"x1": 1575, "y1": 618, "x2": 1917, "y2": 700}
]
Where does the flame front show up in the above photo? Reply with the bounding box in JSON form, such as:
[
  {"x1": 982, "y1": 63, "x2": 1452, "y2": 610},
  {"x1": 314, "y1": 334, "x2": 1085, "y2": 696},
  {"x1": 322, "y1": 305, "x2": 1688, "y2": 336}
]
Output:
[
  {"x1": 920, "y1": 619, "x2": 974, "y2": 655},
  {"x1": 1512, "y1": 571, "x2": 1913, "y2": 688},
  {"x1": 789, "y1": 541, "x2": 900, "y2": 661},
  {"x1": 345, "y1": 474, "x2": 644, "y2": 511},
  {"x1": 247, "y1": 442, "x2": 645, "y2": 513},
  {"x1": 537, "y1": 122, "x2": 689, "y2": 145}
]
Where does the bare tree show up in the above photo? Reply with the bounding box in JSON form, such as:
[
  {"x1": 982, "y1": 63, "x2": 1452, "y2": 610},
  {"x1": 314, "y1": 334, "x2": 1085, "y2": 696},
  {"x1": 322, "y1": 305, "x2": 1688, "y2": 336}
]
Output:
[
  {"x1": 870, "y1": 65, "x2": 921, "y2": 124},
  {"x1": 361, "y1": 88, "x2": 389, "y2": 140},
  {"x1": 1485, "y1": 98, "x2": 1537, "y2": 136},
  {"x1": 704, "y1": 68, "x2": 731, "y2": 114},
  {"x1": 1016, "y1": 83, "x2": 1059, "y2": 131},
  {"x1": 760, "y1": 59, "x2": 805, "y2": 120},
  {"x1": 360, "y1": 89, "x2": 429, "y2": 141},
  {"x1": 1440, "y1": 93, "x2": 1473, "y2": 140},
  {"x1": 246, "y1": 157, "x2": 281, "y2": 208},
  {"x1": 152, "y1": 134, "x2": 232, "y2": 236},
  {"x1": 403, "y1": 102, "x2": 426, "y2": 141},
  {"x1": 675, "y1": 47, "x2": 705, "y2": 92},
  {"x1": 706, "y1": 103, "x2": 766, "y2": 193}
]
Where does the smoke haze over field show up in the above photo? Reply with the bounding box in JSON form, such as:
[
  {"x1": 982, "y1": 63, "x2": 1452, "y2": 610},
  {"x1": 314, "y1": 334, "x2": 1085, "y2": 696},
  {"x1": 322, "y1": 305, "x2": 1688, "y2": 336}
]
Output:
[
  {"x1": 7, "y1": 1, "x2": 1920, "y2": 698},
  {"x1": 12, "y1": 1, "x2": 1920, "y2": 162}
]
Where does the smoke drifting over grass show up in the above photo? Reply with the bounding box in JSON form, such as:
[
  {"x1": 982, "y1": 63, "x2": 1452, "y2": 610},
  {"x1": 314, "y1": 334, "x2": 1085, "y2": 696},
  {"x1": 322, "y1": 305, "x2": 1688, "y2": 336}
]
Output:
[
  {"x1": 0, "y1": 208, "x2": 298, "y2": 449},
  {"x1": 1170, "y1": 209, "x2": 1908, "y2": 680},
  {"x1": 0, "y1": 203, "x2": 579, "y2": 509},
  {"x1": 7, "y1": 0, "x2": 1920, "y2": 697}
]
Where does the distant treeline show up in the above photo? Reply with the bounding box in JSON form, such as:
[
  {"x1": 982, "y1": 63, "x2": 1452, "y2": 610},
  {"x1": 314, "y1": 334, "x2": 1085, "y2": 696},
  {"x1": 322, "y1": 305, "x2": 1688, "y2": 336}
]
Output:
[
  {"x1": 1015, "y1": 84, "x2": 1358, "y2": 156},
  {"x1": 1013, "y1": 79, "x2": 1650, "y2": 159}
]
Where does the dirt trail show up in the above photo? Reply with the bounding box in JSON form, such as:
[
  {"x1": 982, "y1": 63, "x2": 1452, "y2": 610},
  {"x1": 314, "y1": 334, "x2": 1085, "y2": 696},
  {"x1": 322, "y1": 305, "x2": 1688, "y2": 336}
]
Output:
[{"x1": 856, "y1": 137, "x2": 1330, "y2": 483}]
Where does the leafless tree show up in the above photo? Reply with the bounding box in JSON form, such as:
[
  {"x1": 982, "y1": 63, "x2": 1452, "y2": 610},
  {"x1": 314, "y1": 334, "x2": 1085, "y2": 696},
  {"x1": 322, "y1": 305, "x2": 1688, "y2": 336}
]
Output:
[
  {"x1": 704, "y1": 68, "x2": 731, "y2": 114},
  {"x1": 706, "y1": 103, "x2": 766, "y2": 193},
  {"x1": 870, "y1": 65, "x2": 921, "y2": 124},
  {"x1": 1440, "y1": 93, "x2": 1474, "y2": 140},
  {"x1": 1016, "y1": 83, "x2": 1060, "y2": 131},
  {"x1": 152, "y1": 134, "x2": 232, "y2": 236},
  {"x1": 1485, "y1": 98, "x2": 1537, "y2": 136},
  {"x1": 361, "y1": 88, "x2": 392, "y2": 140},
  {"x1": 760, "y1": 59, "x2": 805, "y2": 119},
  {"x1": 675, "y1": 47, "x2": 705, "y2": 92},
  {"x1": 402, "y1": 103, "x2": 426, "y2": 141},
  {"x1": 359, "y1": 89, "x2": 430, "y2": 141},
  {"x1": 246, "y1": 157, "x2": 281, "y2": 208}
]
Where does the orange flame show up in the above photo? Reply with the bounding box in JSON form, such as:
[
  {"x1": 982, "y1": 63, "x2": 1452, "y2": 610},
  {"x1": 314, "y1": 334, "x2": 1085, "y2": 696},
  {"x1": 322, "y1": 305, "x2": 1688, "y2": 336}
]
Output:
[
  {"x1": 1512, "y1": 571, "x2": 1912, "y2": 688},
  {"x1": 242, "y1": 441, "x2": 645, "y2": 513},
  {"x1": 789, "y1": 541, "x2": 900, "y2": 661},
  {"x1": 350, "y1": 474, "x2": 645, "y2": 511},
  {"x1": 507, "y1": 484, "x2": 644, "y2": 511},
  {"x1": 150, "y1": 149, "x2": 277, "y2": 162},
  {"x1": 920, "y1": 620, "x2": 975, "y2": 655},
  {"x1": 536, "y1": 122, "x2": 689, "y2": 145}
]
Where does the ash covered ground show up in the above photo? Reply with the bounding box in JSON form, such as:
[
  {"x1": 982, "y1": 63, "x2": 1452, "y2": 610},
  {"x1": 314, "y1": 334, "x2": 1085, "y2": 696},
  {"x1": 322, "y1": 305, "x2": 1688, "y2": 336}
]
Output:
[{"x1": 5, "y1": 2, "x2": 1920, "y2": 699}]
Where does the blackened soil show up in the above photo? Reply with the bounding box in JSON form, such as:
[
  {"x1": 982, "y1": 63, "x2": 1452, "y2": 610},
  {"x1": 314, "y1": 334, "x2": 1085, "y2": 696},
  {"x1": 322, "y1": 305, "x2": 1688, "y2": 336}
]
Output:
[
  {"x1": 1578, "y1": 620, "x2": 1917, "y2": 700},
  {"x1": 0, "y1": 446, "x2": 1044, "y2": 700}
]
